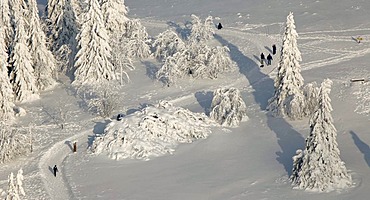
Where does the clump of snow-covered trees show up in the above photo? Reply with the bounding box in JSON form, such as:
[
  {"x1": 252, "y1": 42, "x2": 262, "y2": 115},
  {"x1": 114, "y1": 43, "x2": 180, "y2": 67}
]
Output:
[
  {"x1": 3, "y1": 168, "x2": 25, "y2": 199},
  {"x1": 0, "y1": 123, "x2": 32, "y2": 164},
  {"x1": 0, "y1": 0, "x2": 58, "y2": 122},
  {"x1": 90, "y1": 101, "x2": 216, "y2": 160},
  {"x1": 155, "y1": 15, "x2": 236, "y2": 86},
  {"x1": 210, "y1": 88, "x2": 248, "y2": 127},
  {"x1": 290, "y1": 79, "x2": 352, "y2": 192}
]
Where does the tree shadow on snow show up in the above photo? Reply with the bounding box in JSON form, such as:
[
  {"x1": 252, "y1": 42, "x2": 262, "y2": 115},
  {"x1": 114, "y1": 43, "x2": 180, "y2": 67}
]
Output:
[
  {"x1": 195, "y1": 91, "x2": 214, "y2": 116},
  {"x1": 167, "y1": 21, "x2": 192, "y2": 40},
  {"x1": 142, "y1": 61, "x2": 159, "y2": 80},
  {"x1": 350, "y1": 131, "x2": 370, "y2": 167},
  {"x1": 214, "y1": 34, "x2": 305, "y2": 175},
  {"x1": 88, "y1": 120, "x2": 111, "y2": 148}
]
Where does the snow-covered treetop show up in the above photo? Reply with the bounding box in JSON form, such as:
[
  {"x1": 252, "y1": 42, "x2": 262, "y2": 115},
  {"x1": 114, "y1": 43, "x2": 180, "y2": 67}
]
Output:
[{"x1": 90, "y1": 101, "x2": 217, "y2": 160}]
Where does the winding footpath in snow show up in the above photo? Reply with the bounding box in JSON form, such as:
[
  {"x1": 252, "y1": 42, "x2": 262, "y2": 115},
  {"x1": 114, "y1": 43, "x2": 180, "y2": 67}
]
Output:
[{"x1": 38, "y1": 130, "x2": 91, "y2": 199}]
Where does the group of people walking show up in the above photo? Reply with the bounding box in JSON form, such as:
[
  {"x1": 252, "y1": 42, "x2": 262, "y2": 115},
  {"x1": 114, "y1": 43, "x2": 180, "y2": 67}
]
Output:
[{"x1": 260, "y1": 44, "x2": 276, "y2": 67}]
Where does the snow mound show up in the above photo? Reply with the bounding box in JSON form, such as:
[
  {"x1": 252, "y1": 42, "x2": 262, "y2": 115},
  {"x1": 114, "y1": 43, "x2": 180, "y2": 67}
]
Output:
[
  {"x1": 90, "y1": 101, "x2": 216, "y2": 160},
  {"x1": 354, "y1": 82, "x2": 370, "y2": 116}
]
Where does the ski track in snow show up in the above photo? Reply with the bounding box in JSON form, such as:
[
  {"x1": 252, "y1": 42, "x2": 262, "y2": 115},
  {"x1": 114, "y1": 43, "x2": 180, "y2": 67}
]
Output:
[{"x1": 29, "y1": 20, "x2": 370, "y2": 199}]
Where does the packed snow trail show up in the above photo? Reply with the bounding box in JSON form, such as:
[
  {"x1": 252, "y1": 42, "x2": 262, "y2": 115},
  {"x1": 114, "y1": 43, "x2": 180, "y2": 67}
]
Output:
[{"x1": 38, "y1": 130, "x2": 91, "y2": 199}]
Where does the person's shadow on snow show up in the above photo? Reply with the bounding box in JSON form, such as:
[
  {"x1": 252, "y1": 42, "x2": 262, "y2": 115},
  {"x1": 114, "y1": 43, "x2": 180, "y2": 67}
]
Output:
[
  {"x1": 350, "y1": 131, "x2": 370, "y2": 167},
  {"x1": 264, "y1": 46, "x2": 272, "y2": 54},
  {"x1": 65, "y1": 141, "x2": 73, "y2": 151},
  {"x1": 48, "y1": 166, "x2": 54, "y2": 175}
]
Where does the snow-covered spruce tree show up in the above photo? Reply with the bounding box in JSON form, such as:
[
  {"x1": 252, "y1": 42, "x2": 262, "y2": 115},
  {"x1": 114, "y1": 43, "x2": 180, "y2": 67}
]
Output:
[
  {"x1": 0, "y1": 123, "x2": 31, "y2": 163},
  {"x1": 27, "y1": 0, "x2": 57, "y2": 90},
  {"x1": 100, "y1": 0, "x2": 129, "y2": 37},
  {"x1": 120, "y1": 19, "x2": 151, "y2": 58},
  {"x1": 45, "y1": 0, "x2": 79, "y2": 73},
  {"x1": 189, "y1": 14, "x2": 215, "y2": 43},
  {"x1": 303, "y1": 81, "x2": 319, "y2": 116},
  {"x1": 290, "y1": 79, "x2": 352, "y2": 192},
  {"x1": 0, "y1": 0, "x2": 13, "y2": 48},
  {"x1": 267, "y1": 12, "x2": 305, "y2": 120},
  {"x1": 0, "y1": 26, "x2": 14, "y2": 122},
  {"x1": 152, "y1": 30, "x2": 185, "y2": 61},
  {"x1": 9, "y1": 17, "x2": 39, "y2": 102},
  {"x1": 73, "y1": 0, "x2": 115, "y2": 85},
  {"x1": 91, "y1": 101, "x2": 216, "y2": 160},
  {"x1": 210, "y1": 87, "x2": 248, "y2": 127}
]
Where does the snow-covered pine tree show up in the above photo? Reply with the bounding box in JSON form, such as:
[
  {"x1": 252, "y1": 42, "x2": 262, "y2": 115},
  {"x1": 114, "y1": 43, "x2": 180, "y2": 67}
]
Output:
[
  {"x1": 189, "y1": 14, "x2": 215, "y2": 43},
  {"x1": 152, "y1": 29, "x2": 185, "y2": 61},
  {"x1": 100, "y1": 0, "x2": 129, "y2": 37},
  {"x1": 120, "y1": 19, "x2": 151, "y2": 58},
  {"x1": 290, "y1": 79, "x2": 352, "y2": 192},
  {"x1": 0, "y1": 26, "x2": 14, "y2": 122},
  {"x1": 210, "y1": 87, "x2": 248, "y2": 127},
  {"x1": 45, "y1": 0, "x2": 79, "y2": 73},
  {"x1": 26, "y1": 0, "x2": 57, "y2": 90},
  {"x1": 73, "y1": 0, "x2": 115, "y2": 85},
  {"x1": 6, "y1": 172, "x2": 19, "y2": 200},
  {"x1": 267, "y1": 12, "x2": 305, "y2": 120},
  {"x1": 9, "y1": 17, "x2": 39, "y2": 102}
]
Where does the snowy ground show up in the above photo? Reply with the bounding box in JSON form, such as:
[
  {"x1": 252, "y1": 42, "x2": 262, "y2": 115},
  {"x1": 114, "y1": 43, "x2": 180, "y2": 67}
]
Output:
[{"x1": 1, "y1": 0, "x2": 370, "y2": 199}]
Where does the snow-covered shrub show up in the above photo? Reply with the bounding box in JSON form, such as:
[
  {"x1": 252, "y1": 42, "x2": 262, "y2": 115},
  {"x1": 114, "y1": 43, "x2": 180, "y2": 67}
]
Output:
[
  {"x1": 210, "y1": 88, "x2": 248, "y2": 127},
  {"x1": 0, "y1": 123, "x2": 31, "y2": 164},
  {"x1": 90, "y1": 101, "x2": 216, "y2": 160},
  {"x1": 152, "y1": 30, "x2": 185, "y2": 61},
  {"x1": 290, "y1": 79, "x2": 352, "y2": 192},
  {"x1": 85, "y1": 83, "x2": 120, "y2": 118}
]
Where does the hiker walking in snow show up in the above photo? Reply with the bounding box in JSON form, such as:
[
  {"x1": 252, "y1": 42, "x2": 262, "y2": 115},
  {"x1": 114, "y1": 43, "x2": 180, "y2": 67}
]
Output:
[
  {"x1": 217, "y1": 22, "x2": 223, "y2": 30},
  {"x1": 272, "y1": 44, "x2": 277, "y2": 55},
  {"x1": 267, "y1": 54, "x2": 273, "y2": 65},
  {"x1": 53, "y1": 165, "x2": 58, "y2": 177},
  {"x1": 260, "y1": 53, "x2": 265, "y2": 65}
]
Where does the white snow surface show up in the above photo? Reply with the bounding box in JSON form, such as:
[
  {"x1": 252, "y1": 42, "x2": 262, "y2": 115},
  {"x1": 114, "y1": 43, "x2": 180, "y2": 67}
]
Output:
[{"x1": 0, "y1": 0, "x2": 369, "y2": 199}]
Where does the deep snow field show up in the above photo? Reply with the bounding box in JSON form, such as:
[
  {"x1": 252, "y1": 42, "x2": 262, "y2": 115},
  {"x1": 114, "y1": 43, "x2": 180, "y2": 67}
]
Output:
[{"x1": 1, "y1": 0, "x2": 370, "y2": 199}]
